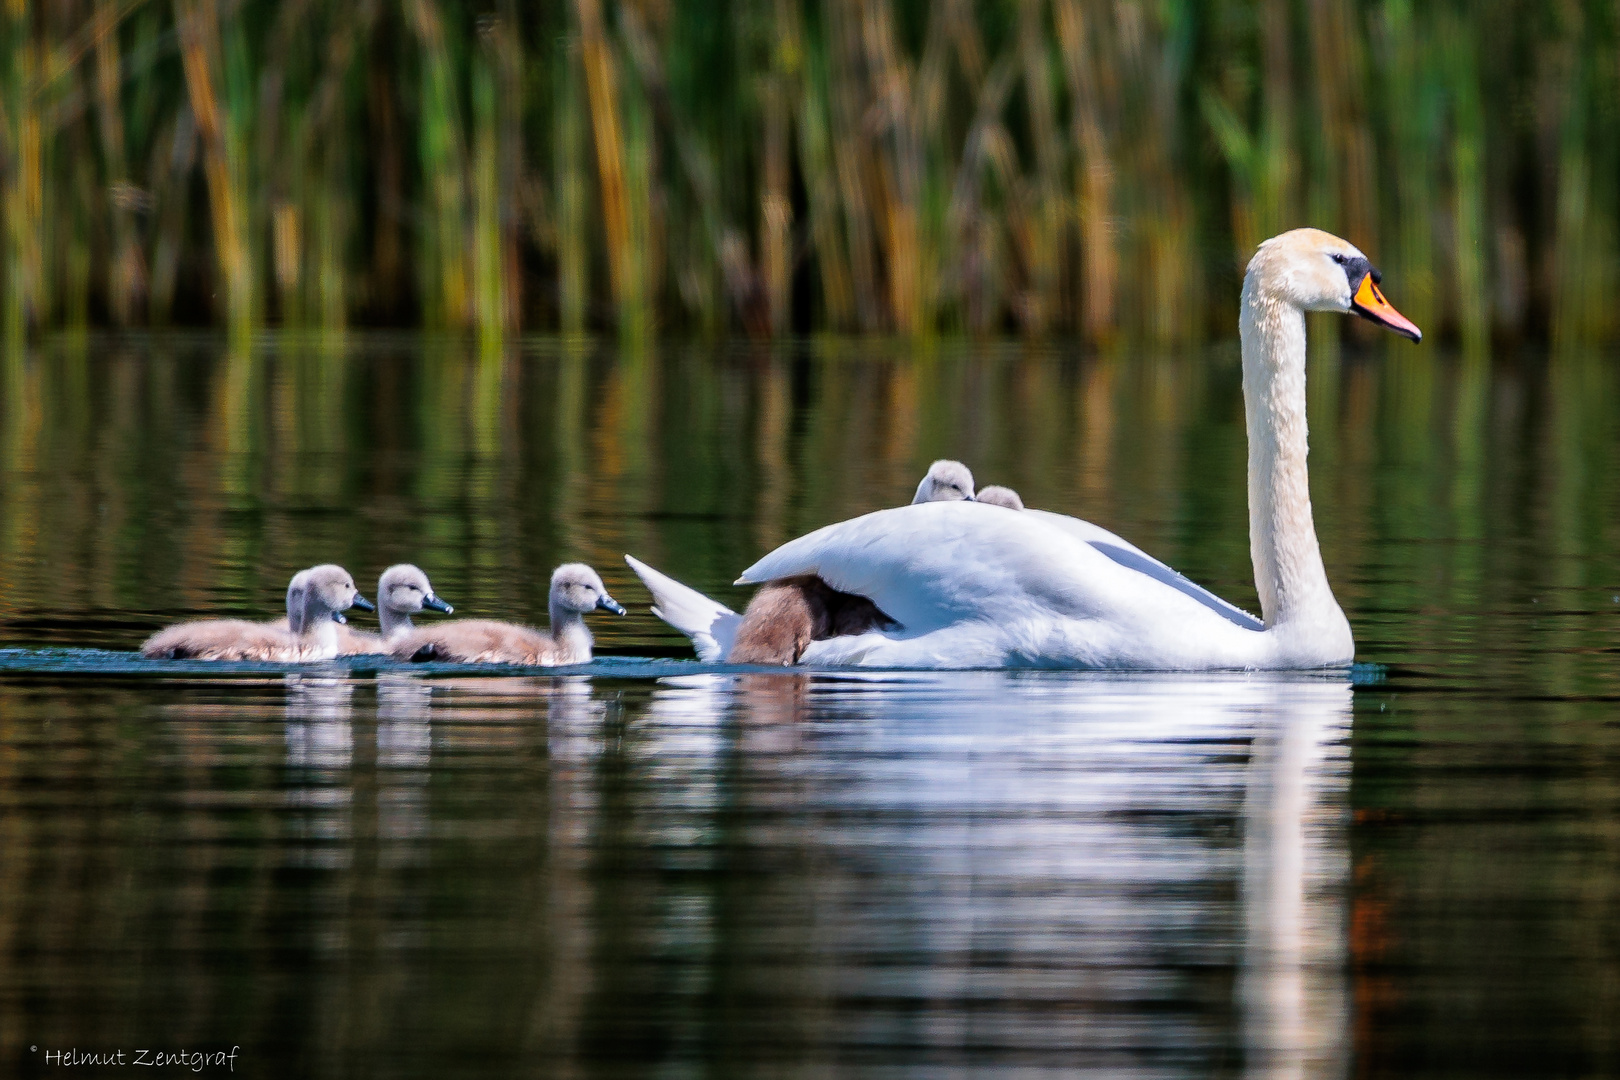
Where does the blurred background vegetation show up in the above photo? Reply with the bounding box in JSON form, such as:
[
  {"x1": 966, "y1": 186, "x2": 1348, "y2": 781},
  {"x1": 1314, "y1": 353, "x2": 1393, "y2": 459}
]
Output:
[{"x1": 0, "y1": 0, "x2": 1616, "y2": 348}]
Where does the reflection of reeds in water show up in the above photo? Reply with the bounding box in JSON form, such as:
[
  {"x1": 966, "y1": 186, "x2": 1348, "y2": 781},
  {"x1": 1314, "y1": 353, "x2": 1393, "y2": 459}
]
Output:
[{"x1": 3, "y1": 2, "x2": 1620, "y2": 344}]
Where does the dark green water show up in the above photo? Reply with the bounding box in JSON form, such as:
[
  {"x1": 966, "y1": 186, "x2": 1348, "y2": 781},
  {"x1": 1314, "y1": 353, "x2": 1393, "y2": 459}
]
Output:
[{"x1": 1, "y1": 336, "x2": 1618, "y2": 1077}]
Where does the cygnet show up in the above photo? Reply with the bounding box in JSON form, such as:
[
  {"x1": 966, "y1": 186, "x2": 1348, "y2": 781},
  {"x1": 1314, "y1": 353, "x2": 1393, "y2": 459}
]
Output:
[
  {"x1": 392, "y1": 563, "x2": 625, "y2": 666},
  {"x1": 728, "y1": 575, "x2": 899, "y2": 665},
  {"x1": 975, "y1": 485, "x2": 1024, "y2": 510},
  {"x1": 141, "y1": 565, "x2": 373, "y2": 661},
  {"x1": 911, "y1": 459, "x2": 976, "y2": 503},
  {"x1": 334, "y1": 564, "x2": 453, "y2": 654}
]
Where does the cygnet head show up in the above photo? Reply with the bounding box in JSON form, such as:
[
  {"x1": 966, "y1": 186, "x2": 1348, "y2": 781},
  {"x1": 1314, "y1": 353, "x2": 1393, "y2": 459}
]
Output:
[
  {"x1": 300, "y1": 564, "x2": 373, "y2": 626},
  {"x1": 976, "y1": 485, "x2": 1024, "y2": 510},
  {"x1": 912, "y1": 459, "x2": 976, "y2": 504},
  {"x1": 549, "y1": 563, "x2": 627, "y2": 616},
  {"x1": 378, "y1": 564, "x2": 453, "y2": 617},
  {"x1": 1245, "y1": 228, "x2": 1421, "y2": 341}
]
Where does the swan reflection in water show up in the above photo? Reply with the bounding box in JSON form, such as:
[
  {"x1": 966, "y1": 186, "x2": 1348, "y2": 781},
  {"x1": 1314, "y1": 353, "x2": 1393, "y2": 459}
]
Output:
[{"x1": 530, "y1": 670, "x2": 1353, "y2": 1076}]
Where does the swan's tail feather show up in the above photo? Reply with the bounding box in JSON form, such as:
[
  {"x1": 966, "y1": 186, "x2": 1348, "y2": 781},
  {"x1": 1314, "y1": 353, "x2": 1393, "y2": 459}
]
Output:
[{"x1": 624, "y1": 555, "x2": 741, "y2": 663}]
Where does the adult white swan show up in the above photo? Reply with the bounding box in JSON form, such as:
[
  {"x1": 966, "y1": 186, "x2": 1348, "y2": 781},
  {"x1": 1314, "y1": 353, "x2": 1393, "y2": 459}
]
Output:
[{"x1": 628, "y1": 229, "x2": 1421, "y2": 669}]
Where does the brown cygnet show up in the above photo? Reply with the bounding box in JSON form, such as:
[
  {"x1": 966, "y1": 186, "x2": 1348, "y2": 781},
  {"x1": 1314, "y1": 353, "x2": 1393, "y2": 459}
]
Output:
[
  {"x1": 728, "y1": 576, "x2": 899, "y2": 665},
  {"x1": 731, "y1": 461, "x2": 980, "y2": 664},
  {"x1": 728, "y1": 460, "x2": 976, "y2": 663}
]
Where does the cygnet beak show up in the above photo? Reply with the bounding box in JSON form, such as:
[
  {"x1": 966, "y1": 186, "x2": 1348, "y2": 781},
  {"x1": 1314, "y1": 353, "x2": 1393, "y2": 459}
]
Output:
[
  {"x1": 964, "y1": 493, "x2": 976, "y2": 502},
  {"x1": 351, "y1": 594, "x2": 376, "y2": 612},
  {"x1": 331, "y1": 610, "x2": 347, "y2": 624},
  {"x1": 597, "y1": 594, "x2": 627, "y2": 616},
  {"x1": 422, "y1": 595, "x2": 454, "y2": 614}
]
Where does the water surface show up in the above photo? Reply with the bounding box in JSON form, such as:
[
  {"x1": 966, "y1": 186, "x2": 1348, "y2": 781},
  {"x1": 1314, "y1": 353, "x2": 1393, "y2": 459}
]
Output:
[{"x1": 1, "y1": 337, "x2": 1618, "y2": 1076}]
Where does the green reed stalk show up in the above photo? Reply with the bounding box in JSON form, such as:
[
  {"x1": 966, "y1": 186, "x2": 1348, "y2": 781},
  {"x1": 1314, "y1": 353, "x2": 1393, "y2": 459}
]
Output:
[
  {"x1": 175, "y1": 0, "x2": 254, "y2": 351},
  {"x1": 473, "y1": 31, "x2": 502, "y2": 356},
  {"x1": 1055, "y1": 0, "x2": 1116, "y2": 342},
  {"x1": 2, "y1": 1, "x2": 39, "y2": 347},
  {"x1": 797, "y1": 33, "x2": 856, "y2": 330},
  {"x1": 1015, "y1": 0, "x2": 1062, "y2": 334},
  {"x1": 616, "y1": 49, "x2": 654, "y2": 345},
  {"x1": 575, "y1": 0, "x2": 634, "y2": 333},
  {"x1": 1441, "y1": 12, "x2": 1488, "y2": 358},
  {"x1": 1377, "y1": 0, "x2": 1436, "y2": 333},
  {"x1": 1305, "y1": 0, "x2": 1377, "y2": 251},
  {"x1": 554, "y1": 34, "x2": 588, "y2": 335},
  {"x1": 1549, "y1": 4, "x2": 1615, "y2": 347},
  {"x1": 761, "y1": 0, "x2": 796, "y2": 336},
  {"x1": 409, "y1": 0, "x2": 469, "y2": 329},
  {"x1": 94, "y1": 0, "x2": 143, "y2": 326},
  {"x1": 312, "y1": 149, "x2": 347, "y2": 331}
]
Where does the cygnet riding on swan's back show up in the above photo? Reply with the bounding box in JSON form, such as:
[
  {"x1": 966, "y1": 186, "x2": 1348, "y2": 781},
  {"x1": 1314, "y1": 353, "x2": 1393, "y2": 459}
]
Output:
[
  {"x1": 913, "y1": 460, "x2": 976, "y2": 503},
  {"x1": 976, "y1": 485, "x2": 1024, "y2": 510},
  {"x1": 392, "y1": 563, "x2": 624, "y2": 665},
  {"x1": 141, "y1": 565, "x2": 374, "y2": 661},
  {"x1": 332, "y1": 564, "x2": 453, "y2": 654},
  {"x1": 628, "y1": 228, "x2": 1420, "y2": 670}
]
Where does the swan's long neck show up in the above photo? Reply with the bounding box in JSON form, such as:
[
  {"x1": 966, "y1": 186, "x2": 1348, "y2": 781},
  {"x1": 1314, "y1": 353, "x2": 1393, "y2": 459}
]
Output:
[
  {"x1": 549, "y1": 602, "x2": 593, "y2": 663},
  {"x1": 1239, "y1": 279, "x2": 1342, "y2": 633}
]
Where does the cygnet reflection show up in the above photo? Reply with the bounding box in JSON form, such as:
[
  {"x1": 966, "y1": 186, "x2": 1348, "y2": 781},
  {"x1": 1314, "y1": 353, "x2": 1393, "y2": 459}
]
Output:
[{"x1": 282, "y1": 673, "x2": 356, "y2": 870}]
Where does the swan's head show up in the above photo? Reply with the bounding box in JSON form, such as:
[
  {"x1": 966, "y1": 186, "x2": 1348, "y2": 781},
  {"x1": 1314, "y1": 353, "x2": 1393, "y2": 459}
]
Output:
[
  {"x1": 976, "y1": 485, "x2": 1024, "y2": 510},
  {"x1": 378, "y1": 564, "x2": 453, "y2": 616},
  {"x1": 1246, "y1": 228, "x2": 1421, "y2": 342},
  {"x1": 300, "y1": 564, "x2": 372, "y2": 625},
  {"x1": 913, "y1": 459, "x2": 976, "y2": 504},
  {"x1": 550, "y1": 563, "x2": 627, "y2": 616}
]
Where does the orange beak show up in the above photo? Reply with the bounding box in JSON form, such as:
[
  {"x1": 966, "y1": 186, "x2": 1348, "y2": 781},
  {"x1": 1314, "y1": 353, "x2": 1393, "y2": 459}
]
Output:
[{"x1": 1351, "y1": 274, "x2": 1422, "y2": 342}]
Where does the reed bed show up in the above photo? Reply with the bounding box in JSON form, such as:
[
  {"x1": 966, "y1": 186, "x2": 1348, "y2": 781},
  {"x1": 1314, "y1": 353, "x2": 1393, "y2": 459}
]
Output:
[{"x1": 1, "y1": 0, "x2": 1617, "y2": 345}]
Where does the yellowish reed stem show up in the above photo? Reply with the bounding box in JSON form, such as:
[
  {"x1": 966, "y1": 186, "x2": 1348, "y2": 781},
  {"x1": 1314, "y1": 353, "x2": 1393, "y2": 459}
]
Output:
[
  {"x1": 575, "y1": 0, "x2": 634, "y2": 333},
  {"x1": 473, "y1": 28, "x2": 503, "y2": 357},
  {"x1": 408, "y1": 0, "x2": 469, "y2": 329},
  {"x1": 762, "y1": 0, "x2": 797, "y2": 335},
  {"x1": 1442, "y1": 13, "x2": 1488, "y2": 359},
  {"x1": 94, "y1": 0, "x2": 144, "y2": 325},
  {"x1": 798, "y1": 39, "x2": 855, "y2": 330},
  {"x1": 2, "y1": 3, "x2": 41, "y2": 346},
  {"x1": 174, "y1": 0, "x2": 253, "y2": 352},
  {"x1": 555, "y1": 35, "x2": 588, "y2": 335},
  {"x1": 1055, "y1": 0, "x2": 1116, "y2": 342}
]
